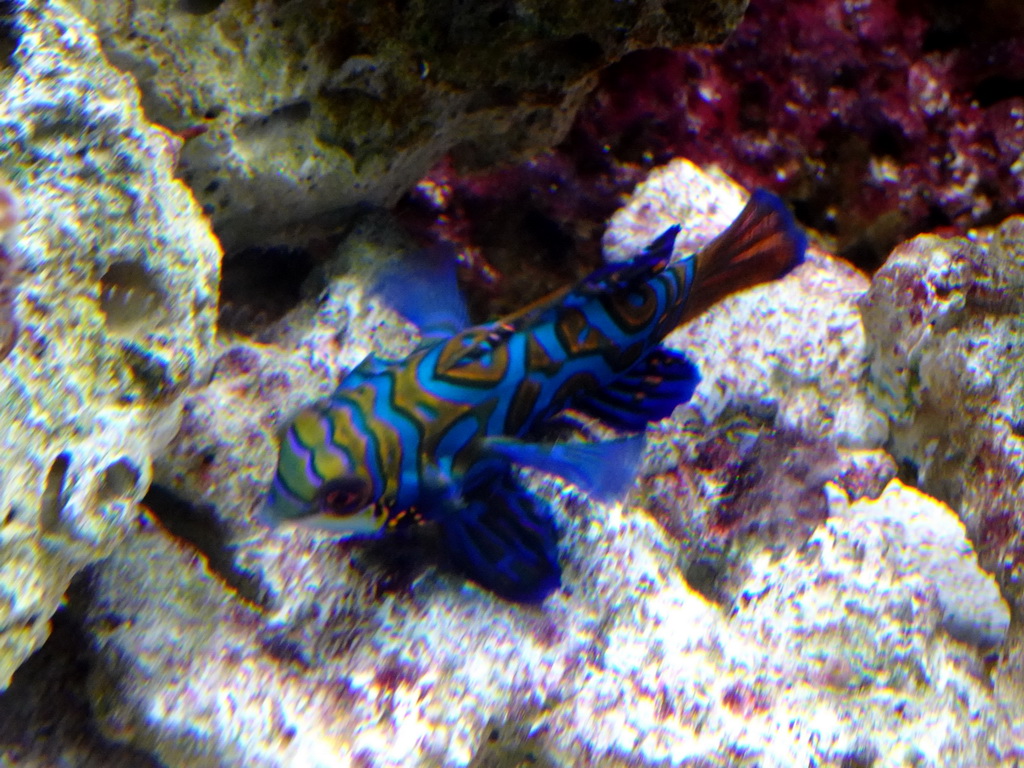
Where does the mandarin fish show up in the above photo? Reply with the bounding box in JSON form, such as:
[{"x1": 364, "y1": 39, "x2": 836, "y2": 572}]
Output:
[{"x1": 263, "y1": 190, "x2": 806, "y2": 602}]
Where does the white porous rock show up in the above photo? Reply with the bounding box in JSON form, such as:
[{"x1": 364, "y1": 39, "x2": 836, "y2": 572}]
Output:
[
  {"x1": 860, "y1": 224, "x2": 1024, "y2": 616},
  {"x1": 83, "y1": 478, "x2": 1016, "y2": 767},
  {"x1": 828, "y1": 479, "x2": 1010, "y2": 647},
  {"x1": 0, "y1": 0, "x2": 220, "y2": 687}
]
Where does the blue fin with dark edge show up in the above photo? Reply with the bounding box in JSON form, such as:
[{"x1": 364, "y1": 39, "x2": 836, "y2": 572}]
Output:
[
  {"x1": 482, "y1": 434, "x2": 645, "y2": 501},
  {"x1": 432, "y1": 459, "x2": 561, "y2": 603},
  {"x1": 573, "y1": 225, "x2": 680, "y2": 300},
  {"x1": 371, "y1": 250, "x2": 470, "y2": 341},
  {"x1": 573, "y1": 347, "x2": 701, "y2": 432}
]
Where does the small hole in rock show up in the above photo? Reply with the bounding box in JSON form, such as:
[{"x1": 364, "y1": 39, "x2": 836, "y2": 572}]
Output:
[
  {"x1": 94, "y1": 612, "x2": 126, "y2": 632},
  {"x1": 973, "y1": 75, "x2": 1024, "y2": 108},
  {"x1": 100, "y1": 260, "x2": 166, "y2": 332},
  {"x1": 177, "y1": 0, "x2": 224, "y2": 14},
  {"x1": 840, "y1": 745, "x2": 879, "y2": 768},
  {"x1": 684, "y1": 557, "x2": 723, "y2": 603},
  {"x1": 868, "y1": 120, "x2": 909, "y2": 161},
  {"x1": 897, "y1": 457, "x2": 919, "y2": 486},
  {"x1": 0, "y1": 0, "x2": 21, "y2": 70},
  {"x1": 235, "y1": 100, "x2": 312, "y2": 140},
  {"x1": 97, "y1": 459, "x2": 140, "y2": 503},
  {"x1": 487, "y1": 6, "x2": 510, "y2": 26},
  {"x1": 40, "y1": 452, "x2": 71, "y2": 531},
  {"x1": 218, "y1": 246, "x2": 315, "y2": 336},
  {"x1": 555, "y1": 33, "x2": 604, "y2": 69}
]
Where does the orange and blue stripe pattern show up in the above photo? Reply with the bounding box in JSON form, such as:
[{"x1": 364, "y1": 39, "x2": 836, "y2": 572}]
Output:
[{"x1": 264, "y1": 190, "x2": 806, "y2": 601}]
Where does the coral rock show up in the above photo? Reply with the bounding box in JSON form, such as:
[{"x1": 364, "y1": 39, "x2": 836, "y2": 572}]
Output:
[
  {"x1": 83, "y1": 475, "x2": 1017, "y2": 767},
  {"x1": 69, "y1": 0, "x2": 747, "y2": 252},
  {"x1": 829, "y1": 479, "x2": 1010, "y2": 648},
  {"x1": 0, "y1": 0, "x2": 220, "y2": 687},
  {"x1": 860, "y1": 222, "x2": 1024, "y2": 607}
]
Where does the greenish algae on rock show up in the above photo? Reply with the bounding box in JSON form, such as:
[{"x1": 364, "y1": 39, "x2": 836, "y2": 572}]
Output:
[
  {"x1": 66, "y1": 0, "x2": 748, "y2": 252},
  {"x1": 0, "y1": 0, "x2": 220, "y2": 688}
]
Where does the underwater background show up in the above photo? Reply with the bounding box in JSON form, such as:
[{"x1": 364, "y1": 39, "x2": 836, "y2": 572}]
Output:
[{"x1": 0, "y1": 0, "x2": 1022, "y2": 765}]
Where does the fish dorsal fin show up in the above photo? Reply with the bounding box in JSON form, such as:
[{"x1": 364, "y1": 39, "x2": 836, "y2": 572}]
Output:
[
  {"x1": 332, "y1": 353, "x2": 390, "y2": 393},
  {"x1": 681, "y1": 189, "x2": 806, "y2": 324},
  {"x1": 575, "y1": 225, "x2": 681, "y2": 298},
  {"x1": 370, "y1": 250, "x2": 469, "y2": 342}
]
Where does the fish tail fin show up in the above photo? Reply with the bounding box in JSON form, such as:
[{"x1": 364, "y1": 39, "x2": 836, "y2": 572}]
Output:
[{"x1": 682, "y1": 189, "x2": 806, "y2": 323}]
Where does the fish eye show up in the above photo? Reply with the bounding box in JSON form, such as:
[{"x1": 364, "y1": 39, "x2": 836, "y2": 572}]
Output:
[{"x1": 319, "y1": 477, "x2": 371, "y2": 517}]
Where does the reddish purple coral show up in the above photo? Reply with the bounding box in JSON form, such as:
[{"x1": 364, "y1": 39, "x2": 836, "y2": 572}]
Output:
[
  {"x1": 399, "y1": 0, "x2": 1024, "y2": 288},
  {"x1": 0, "y1": 185, "x2": 18, "y2": 362},
  {"x1": 575, "y1": 0, "x2": 1024, "y2": 266}
]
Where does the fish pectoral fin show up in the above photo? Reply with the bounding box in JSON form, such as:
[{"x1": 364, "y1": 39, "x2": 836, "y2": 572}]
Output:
[
  {"x1": 481, "y1": 434, "x2": 645, "y2": 501},
  {"x1": 437, "y1": 465, "x2": 561, "y2": 603},
  {"x1": 370, "y1": 248, "x2": 469, "y2": 341},
  {"x1": 573, "y1": 346, "x2": 701, "y2": 432}
]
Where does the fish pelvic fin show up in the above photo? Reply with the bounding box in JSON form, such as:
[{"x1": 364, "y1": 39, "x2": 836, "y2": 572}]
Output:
[
  {"x1": 681, "y1": 189, "x2": 807, "y2": 323},
  {"x1": 433, "y1": 460, "x2": 561, "y2": 603}
]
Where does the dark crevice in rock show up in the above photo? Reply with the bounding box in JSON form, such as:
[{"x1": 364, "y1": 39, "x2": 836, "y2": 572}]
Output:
[
  {"x1": 0, "y1": 1, "x2": 20, "y2": 70},
  {"x1": 973, "y1": 75, "x2": 1024, "y2": 109},
  {"x1": 142, "y1": 484, "x2": 268, "y2": 609},
  {"x1": 920, "y1": 19, "x2": 969, "y2": 52},
  {"x1": 868, "y1": 120, "x2": 911, "y2": 161},
  {"x1": 356, "y1": 527, "x2": 440, "y2": 601},
  {"x1": 176, "y1": 0, "x2": 224, "y2": 15},
  {"x1": 0, "y1": 577, "x2": 164, "y2": 768},
  {"x1": 39, "y1": 452, "x2": 71, "y2": 532},
  {"x1": 235, "y1": 100, "x2": 312, "y2": 139},
  {"x1": 218, "y1": 245, "x2": 316, "y2": 337},
  {"x1": 684, "y1": 556, "x2": 726, "y2": 604}
]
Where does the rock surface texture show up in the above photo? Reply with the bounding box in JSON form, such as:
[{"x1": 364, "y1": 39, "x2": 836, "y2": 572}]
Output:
[
  {"x1": 69, "y1": 0, "x2": 747, "y2": 252},
  {"x1": 860, "y1": 219, "x2": 1024, "y2": 609},
  {"x1": 0, "y1": 0, "x2": 220, "y2": 687}
]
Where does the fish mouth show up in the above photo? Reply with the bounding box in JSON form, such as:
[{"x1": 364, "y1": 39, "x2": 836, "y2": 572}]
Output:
[
  {"x1": 257, "y1": 490, "x2": 381, "y2": 537},
  {"x1": 257, "y1": 490, "x2": 313, "y2": 530}
]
